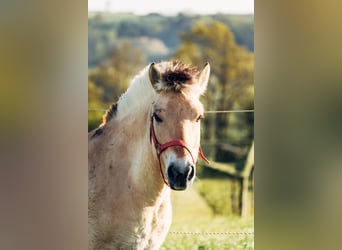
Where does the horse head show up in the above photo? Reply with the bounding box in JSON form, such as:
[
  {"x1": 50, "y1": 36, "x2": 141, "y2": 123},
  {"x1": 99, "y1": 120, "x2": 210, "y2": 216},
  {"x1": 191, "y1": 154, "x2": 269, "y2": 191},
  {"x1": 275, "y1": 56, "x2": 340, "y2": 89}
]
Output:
[{"x1": 148, "y1": 61, "x2": 210, "y2": 190}]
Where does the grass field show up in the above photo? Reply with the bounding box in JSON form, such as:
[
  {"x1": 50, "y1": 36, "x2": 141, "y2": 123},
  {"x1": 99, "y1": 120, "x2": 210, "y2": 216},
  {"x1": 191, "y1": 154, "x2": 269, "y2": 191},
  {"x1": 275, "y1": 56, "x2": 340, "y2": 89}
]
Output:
[{"x1": 161, "y1": 182, "x2": 254, "y2": 250}]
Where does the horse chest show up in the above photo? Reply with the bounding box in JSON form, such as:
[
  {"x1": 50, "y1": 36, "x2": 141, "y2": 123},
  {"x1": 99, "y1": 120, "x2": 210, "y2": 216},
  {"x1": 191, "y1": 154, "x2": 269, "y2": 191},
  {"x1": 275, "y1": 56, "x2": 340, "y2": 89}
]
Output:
[
  {"x1": 91, "y1": 196, "x2": 172, "y2": 250},
  {"x1": 129, "y1": 198, "x2": 172, "y2": 249}
]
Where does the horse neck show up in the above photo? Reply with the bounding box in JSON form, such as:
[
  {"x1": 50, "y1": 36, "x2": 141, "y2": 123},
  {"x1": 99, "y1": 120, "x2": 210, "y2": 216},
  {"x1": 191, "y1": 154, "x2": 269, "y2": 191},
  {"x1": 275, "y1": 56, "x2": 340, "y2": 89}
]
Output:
[{"x1": 107, "y1": 66, "x2": 170, "y2": 203}]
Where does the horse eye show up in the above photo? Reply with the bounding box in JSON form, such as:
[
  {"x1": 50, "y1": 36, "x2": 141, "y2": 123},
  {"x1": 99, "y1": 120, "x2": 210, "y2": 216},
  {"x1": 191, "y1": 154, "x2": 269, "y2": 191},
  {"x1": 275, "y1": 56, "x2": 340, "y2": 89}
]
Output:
[
  {"x1": 196, "y1": 115, "x2": 204, "y2": 122},
  {"x1": 153, "y1": 112, "x2": 163, "y2": 123}
]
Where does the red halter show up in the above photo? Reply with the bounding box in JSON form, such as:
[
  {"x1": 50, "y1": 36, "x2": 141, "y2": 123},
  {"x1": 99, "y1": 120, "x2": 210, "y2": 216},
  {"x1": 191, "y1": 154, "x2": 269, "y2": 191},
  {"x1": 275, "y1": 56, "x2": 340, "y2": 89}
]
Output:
[{"x1": 149, "y1": 116, "x2": 210, "y2": 186}]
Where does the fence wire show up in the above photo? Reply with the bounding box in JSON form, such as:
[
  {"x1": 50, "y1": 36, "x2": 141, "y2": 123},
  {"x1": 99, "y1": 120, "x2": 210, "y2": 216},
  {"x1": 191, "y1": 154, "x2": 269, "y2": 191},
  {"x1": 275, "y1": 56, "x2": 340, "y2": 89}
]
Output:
[
  {"x1": 168, "y1": 231, "x2": 254, "y2": 236},
  {"x1": 88, "y1": 109, "x2": 254, "y2": 113}
]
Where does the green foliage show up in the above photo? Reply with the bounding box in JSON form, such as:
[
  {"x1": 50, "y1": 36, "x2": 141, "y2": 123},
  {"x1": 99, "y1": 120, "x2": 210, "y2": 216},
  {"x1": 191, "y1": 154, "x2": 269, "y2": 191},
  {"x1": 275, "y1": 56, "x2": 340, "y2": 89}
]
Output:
[
  {"x1": 88, "y1": 110, "x2": 103, "y2": 132},
  {"x1": 214, "y1": 14, "x2": 254, "y2": 51},
  {"x1": 196, "y1": 179, "x2": 234, "y2": 215},
  {"x1": 88, "y1": 80, "x2": 104, "y2": 131},
  {"x1": 88, "y1": 41, "x2": 146, "y2": 131},
  {"x1": 89, "y1": 41, "x2": 145, "y2": 102}
]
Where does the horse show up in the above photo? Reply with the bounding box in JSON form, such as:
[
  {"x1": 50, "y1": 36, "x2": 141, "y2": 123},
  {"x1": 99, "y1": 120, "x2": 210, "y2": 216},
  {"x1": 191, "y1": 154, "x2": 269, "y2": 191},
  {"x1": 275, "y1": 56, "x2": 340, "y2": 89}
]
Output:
[{"x1": 88, "y1": 60, "x2": 210, "y2": 250}]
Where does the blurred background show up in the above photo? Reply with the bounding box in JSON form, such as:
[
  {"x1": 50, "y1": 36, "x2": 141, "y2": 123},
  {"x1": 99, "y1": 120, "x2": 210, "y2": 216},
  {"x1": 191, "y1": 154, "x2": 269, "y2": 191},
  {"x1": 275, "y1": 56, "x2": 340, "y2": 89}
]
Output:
[{"x1": 88, "y1": 1, "x2": 254, "y2": 249}]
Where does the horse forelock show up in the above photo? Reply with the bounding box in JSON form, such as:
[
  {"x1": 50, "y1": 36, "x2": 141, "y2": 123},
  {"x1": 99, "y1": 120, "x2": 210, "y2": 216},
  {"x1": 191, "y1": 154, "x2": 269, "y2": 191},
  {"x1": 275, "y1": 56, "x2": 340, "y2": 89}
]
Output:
[{"x1": 157, "y1": 61, "x2": 200, "y2": 92}]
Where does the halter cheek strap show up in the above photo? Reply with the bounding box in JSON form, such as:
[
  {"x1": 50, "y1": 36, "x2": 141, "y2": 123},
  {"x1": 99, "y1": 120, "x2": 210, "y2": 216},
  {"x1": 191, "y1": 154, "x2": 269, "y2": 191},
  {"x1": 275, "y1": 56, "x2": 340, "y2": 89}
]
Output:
[{"x1": 149, "y1": 117, "x2": 210, "y2": 186}]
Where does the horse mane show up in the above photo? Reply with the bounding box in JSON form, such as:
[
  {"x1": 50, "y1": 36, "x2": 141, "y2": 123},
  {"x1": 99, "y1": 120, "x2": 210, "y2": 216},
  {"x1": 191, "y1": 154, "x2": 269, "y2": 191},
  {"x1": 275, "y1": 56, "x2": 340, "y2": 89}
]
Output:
[
  {"x1": 102, "y1": 102, "x2": 118, "y2": 124},
  {"x1": 102, "y1": 60, "x2": 201, "y2": 125},
  {"x1": 102, "y1": 64, "x2": 154, "y2": 124}
]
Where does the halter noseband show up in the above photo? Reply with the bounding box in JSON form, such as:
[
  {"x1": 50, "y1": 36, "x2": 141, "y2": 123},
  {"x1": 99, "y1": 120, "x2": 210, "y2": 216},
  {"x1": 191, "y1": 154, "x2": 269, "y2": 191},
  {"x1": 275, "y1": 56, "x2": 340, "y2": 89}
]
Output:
[{"x1": 149, "y1": 116, "x2": 209, "y2": 186}]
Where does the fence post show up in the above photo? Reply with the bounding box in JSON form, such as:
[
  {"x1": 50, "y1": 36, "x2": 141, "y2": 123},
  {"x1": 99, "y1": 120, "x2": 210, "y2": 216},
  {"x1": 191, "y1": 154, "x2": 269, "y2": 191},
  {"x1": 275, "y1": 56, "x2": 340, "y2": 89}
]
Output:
[{"x1": 240, "y1": 141, "x2": 254, "y2": 218}]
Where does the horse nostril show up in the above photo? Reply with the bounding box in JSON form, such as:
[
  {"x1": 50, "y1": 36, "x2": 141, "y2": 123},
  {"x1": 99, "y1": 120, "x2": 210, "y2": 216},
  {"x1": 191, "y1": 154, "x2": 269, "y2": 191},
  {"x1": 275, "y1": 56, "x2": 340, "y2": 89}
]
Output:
[
  {"x1": 187, "y1": 165, "x2": 195, "y2": 180},
  {"x1": 167, "y1": 163, "x2": 177, "y2": 180}
]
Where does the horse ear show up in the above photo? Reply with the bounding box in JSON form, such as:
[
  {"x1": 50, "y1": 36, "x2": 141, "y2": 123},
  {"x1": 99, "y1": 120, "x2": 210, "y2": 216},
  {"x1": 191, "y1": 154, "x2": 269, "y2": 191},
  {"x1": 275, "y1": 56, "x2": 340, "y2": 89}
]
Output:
[
  {"x1": 149, "y1": 63, "x2": 161, "y2": 89},
  {"x1": 197, "y1": 62, "x2": 210, "y2": 94}
]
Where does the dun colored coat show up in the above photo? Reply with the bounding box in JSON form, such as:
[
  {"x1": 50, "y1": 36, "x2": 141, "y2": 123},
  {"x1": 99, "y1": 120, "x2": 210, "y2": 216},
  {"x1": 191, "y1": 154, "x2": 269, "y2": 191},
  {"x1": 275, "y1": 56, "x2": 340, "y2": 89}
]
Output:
[{"x1": 88, "y1": 60, "x2": 210, "y2": 249}]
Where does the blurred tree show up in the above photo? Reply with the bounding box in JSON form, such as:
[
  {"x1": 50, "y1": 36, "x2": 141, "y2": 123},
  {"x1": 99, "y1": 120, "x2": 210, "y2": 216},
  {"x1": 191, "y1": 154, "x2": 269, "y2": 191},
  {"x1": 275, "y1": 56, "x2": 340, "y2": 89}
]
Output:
[
  {"x1": 89, "y1": 41, "x2": 146, "y2": 104},
  {"x1": 88, "y1": 13, "x2": 254, "y2": 68},
  {"x1": 88, "y1": 79, "x2": 104, "y2": 108},
  {"x1": 88, "y1": 79, "x2": 104, "y2": 131},
  {"x1": 88, "y1": 41, "x2": 146, "y2": 130},
  {"x1": 174, "y1": 21, "x2": 254, "y2": 159}
]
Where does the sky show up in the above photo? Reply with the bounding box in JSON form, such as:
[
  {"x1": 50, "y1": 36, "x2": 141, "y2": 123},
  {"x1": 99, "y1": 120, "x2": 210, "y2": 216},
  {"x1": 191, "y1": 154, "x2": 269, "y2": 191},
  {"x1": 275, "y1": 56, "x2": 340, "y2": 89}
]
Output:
[{"x1": 88, "y1": 0, "x2": 254, "y2": 15}]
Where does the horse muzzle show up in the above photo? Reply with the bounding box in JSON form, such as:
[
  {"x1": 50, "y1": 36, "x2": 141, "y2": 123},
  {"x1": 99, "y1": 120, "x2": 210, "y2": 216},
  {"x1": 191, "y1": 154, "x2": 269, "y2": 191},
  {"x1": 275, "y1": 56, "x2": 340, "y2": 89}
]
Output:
[{"x1": 166, "y1": 162, "x2": 195, "y2": 190}]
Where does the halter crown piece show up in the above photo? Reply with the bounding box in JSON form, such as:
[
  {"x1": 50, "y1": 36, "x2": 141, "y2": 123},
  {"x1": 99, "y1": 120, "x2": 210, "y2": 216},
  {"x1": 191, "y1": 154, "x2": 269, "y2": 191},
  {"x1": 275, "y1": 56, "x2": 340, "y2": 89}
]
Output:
[{"x1": 149, "y1": 116, "x2": 210, "y2": 186}]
